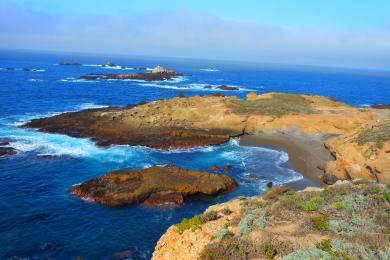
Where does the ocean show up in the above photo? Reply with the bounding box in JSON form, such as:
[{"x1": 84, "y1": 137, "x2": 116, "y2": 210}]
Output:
[{"x1": 0, "y1": 50, "x2": 389, "y2": 259}]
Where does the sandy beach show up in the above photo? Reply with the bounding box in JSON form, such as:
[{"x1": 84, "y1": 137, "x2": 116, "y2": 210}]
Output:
[{"x1": 240, "y1": 131, "x2": 335, "y2": 188}]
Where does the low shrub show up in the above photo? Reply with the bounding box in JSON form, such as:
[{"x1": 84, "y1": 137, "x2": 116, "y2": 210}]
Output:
[
  {"x1": 200, "y1": 210, "x2": 220, "y2": 223},
  {"x1": 175, "y1": 215, "x2": 202, "y2": 234},
  {"x1": 384, "y1": 192, "x2": 390, "y2": 202},
  {"x1": 311, "y1": 214, "x2": 329, "y2": 231},
  {"x1": 332, "y1": 201, "x2": 344, "y2": 210},
  {"x1": 261, "y1": 241, "x2": 277, "y2": 259},
  {"x1": 215, "y1": 228, "x2": 231, "y2": 241},
  {"x1": 222, "y1": 207, "x2": 233, "y2": 215}
]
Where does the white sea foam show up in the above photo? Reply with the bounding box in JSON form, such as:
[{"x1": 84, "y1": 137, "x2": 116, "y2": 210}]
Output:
[
  {"x1": 28, "y1": 78, "x2": 45, "y2": 82},
  {"x1": 59, "y1": 78, "x2": 99, "y2": 83},
  {"x1": 200, "y1": 68, "x2": 220, "y2": 72},
  {"x1": 83, "y1": 64, "x2": 133, "y2": 70}
]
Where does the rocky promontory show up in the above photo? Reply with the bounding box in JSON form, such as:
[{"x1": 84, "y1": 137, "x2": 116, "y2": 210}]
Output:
[
  {"x1": 78, "y1": 66, "x2": 182, "y2": 82},
  {"x1": 23, "y1": 92, "x2": 390, "y2": 184},
  {"x1": 70, "y1": 165, "x2": 237, "y2": 207}
]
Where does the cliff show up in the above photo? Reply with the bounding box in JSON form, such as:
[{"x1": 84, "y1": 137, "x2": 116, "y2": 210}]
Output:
[{"x1": 153, "y1": 180, "x2": 390, "y2": 259}]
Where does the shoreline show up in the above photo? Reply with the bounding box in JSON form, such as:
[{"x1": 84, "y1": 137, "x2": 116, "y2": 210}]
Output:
[{"x1": 239, "y1": 131, "x2": 335, "y2": 188}]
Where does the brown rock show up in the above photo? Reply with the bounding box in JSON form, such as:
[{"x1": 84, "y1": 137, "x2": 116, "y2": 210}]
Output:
[
  {"x1": 210, "y1": 165, "x2": 219, "y2": 171},
  {"x1": 221, "y1": 165, "x2": 232, "y2": 171},
  {"x1": 217, "y1": 85, "x2": 239, "y2": 90},
  {"x1": 70, "y1": 166, "x2": 237, "y2": 207}
]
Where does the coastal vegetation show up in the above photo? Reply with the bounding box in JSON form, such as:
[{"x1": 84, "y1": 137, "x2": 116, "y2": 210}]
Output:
[
  {"x1": 154, "y1": 181, "x2": 390, "y2": 259},
  {"x1": 228, "y1": 93, "x2": 317, "y2": 117}
]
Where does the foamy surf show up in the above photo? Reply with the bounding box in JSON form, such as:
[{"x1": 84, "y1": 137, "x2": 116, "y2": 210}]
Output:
[{"x1": 200, "y1": 69, "x2": 220, "y2": 72}]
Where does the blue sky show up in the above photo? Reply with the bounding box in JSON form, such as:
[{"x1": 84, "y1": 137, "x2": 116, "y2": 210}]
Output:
[{"x1": 0, "y1": 0, "x2": 390, "y2": 69}]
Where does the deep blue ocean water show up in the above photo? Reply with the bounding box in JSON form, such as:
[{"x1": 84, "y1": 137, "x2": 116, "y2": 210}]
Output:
[{"x1": 0, "y1": 50, "x2": 389, "y2": 259}]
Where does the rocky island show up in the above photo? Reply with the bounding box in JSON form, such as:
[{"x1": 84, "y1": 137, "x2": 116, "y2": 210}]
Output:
[
  {"x1": 70, "y1": 165, "x2": 236, "y2": 207},
  {"x1": 78, "y1": 65, "x2": 182, "y2": 81},
  {"x1": 23, "y1": 92, "x2": 390, "y2": 185}
]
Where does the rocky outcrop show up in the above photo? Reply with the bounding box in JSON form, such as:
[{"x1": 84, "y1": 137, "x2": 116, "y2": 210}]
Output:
[
  {"x1": 153, "y1": 181, "x2": 390, "y2": 259},
  {"x1": 23, "y1": 92, "x2": 390, "y2": 184},
  {"x1": 217, "y1": 85, "x2": 239, "y2": 90},
  {"x1": 78, "y1": 66, "x2": 182, "y2": 82},
  {"x1": 0, "y1": 147, "x2": 17, "y2": 157},
  {"x1": 58, "y1": 61, "x2": 81, "y2": 66},
  {"x1": 70, "y1": 165, "x2": 237, "y2": 207}
]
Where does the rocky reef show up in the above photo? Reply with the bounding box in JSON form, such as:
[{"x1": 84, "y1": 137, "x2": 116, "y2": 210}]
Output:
[
  {"x1": 153, "y1": 180, "x2": 390, "y2": 259},
  {"x1": 70, "y1": 165, "x2": 236, "y2": 207},
  {"x1": 23, "y1": 92, "x2": 390, "y2": 184},
  {"x1": 78, "y1": 66, "x2": 182, "y2": 82}
]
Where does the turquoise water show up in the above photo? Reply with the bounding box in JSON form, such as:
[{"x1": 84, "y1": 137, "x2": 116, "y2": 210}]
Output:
[{"x1": 0, "y1": 50, "x2": 389, "y2": 259}]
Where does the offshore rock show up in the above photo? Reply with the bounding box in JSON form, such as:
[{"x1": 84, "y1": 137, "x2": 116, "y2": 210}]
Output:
[{"x1": 70, "y1": 165, "x2": 237, "y2": 207}]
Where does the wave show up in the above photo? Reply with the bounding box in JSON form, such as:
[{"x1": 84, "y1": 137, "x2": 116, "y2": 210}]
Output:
[
  {"x1": 0, "y1": 67, "x2": 45, "y2": 72},
  {"x1": 59, "y1": 78, "x2": 100, "y2": 83},
  {"x1": 136, "y1": 82, "x2": 254, "y2": 92},
  {"x1": 200, "y1": 69, "x2": 220, "y2": 72},
  {"x1": 28, "y1": 78, "x2": 45, "y2": 82},
  {"x1": 83, "y1": 64, "x2": 134, "y2": 70}
]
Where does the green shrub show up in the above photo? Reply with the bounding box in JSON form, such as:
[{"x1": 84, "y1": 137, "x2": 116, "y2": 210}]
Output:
[
  {"x1": 300, "y1": 201, "x2": 320, "y2": 211},
  {"x1": 299, "y1": 196, "x2": 325, "y2": 212},
  {"x1": 200, "y1": 210, "x2": 220, "y2": 223},
  {"x1": 384, "y1": 192, "x2": 390, "y2": 202},
  {"x1": 315, "y1": 239, "x2": 336, "y2": 257},
  {"x1": 261, "y1": 242, "x2": 277, "y2": 259},
  {"x1": 332, "y1": 201, "x2": 344, "y2": 210},
  {"x1": 311, "y1": 214, "x2": 329, "y2": 231},
  {"x1": 175, "y1": 215, "x2": 202, "y2": 234},
  {"x1": 310, "y1": 197, "x2": 325, "y2": 204}
]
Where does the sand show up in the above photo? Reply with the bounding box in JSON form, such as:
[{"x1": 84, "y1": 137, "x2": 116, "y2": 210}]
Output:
[{"x1": 239, "y1": 131, "x2": 335, "y2": 188}]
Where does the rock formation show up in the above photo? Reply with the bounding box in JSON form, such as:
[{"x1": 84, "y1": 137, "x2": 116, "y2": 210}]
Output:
[
  {"x1": 23, "y1": 92, "x2": 390, "y2": 184},
  {"x1": 70, "y1": 165, "x2": 237, "y2": 207}
]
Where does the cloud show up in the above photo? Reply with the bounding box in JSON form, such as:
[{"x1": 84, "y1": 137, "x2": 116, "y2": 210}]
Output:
[{"x1": 1, "y1": 4, "x2": 389, "y2": 70}]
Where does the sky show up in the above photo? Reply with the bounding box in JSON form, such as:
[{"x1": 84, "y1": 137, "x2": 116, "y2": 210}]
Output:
[{"x1": 0, "y1": 0, "x2": 390, "y2": 70}]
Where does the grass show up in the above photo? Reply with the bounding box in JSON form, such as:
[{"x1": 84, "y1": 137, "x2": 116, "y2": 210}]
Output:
[
  {"x1": 356, "y1": 122, "x2": 390, "y2": 145},
  {"x1": 311, "y1": 214, "x2": 329, "y2": 231},
  {"x1": 229, "y1": 93, "x2": 317, "y2": 117}
]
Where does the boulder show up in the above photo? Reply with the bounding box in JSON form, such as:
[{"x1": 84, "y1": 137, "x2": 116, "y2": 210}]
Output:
[
  {"x1": 70, "y1": 165, "x2": 237, "y2": 207},
  {"x1": 217, "y1": 85, "x2": 239, "y2": 91},
  {"x1": 0, "y1": 147, "x2": 17, "y2": 157}
]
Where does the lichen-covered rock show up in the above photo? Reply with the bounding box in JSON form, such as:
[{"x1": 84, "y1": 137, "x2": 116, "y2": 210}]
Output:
[{"x1": 70, "y1": 165, "x2": 237, "y2": 207}]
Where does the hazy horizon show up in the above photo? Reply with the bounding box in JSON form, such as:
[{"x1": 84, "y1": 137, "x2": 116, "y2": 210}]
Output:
[{"x1": 1, "y1": 0, "x2": 389, "y2": 71}]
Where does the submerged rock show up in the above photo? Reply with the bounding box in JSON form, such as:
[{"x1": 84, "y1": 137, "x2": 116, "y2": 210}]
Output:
[
  {"x1": 70, "y1": 165, "x2": 237, "y2": 207},
  {"x1": 0, "y1": 147, "x2": 17, "y2": 157},
  {"x1": 58, "y1": 61, "x2": 81, "y2": 66},
  {"x1": 217, "y1": 85, "x2": 239, "y2": 90}
]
